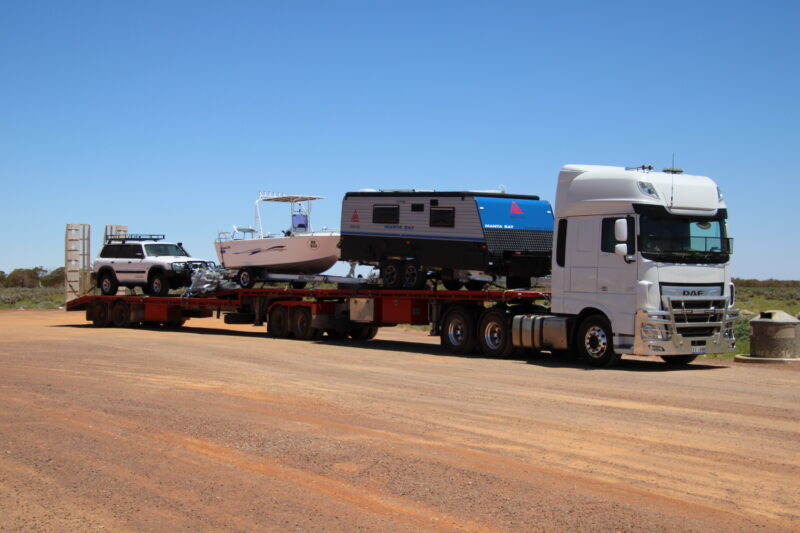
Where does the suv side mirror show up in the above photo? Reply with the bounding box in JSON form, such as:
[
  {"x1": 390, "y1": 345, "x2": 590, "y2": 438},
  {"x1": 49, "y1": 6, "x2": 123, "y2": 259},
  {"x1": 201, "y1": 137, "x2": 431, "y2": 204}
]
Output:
[{"x1": 614, "y1": 218, "x2": 628, "y2": 242}]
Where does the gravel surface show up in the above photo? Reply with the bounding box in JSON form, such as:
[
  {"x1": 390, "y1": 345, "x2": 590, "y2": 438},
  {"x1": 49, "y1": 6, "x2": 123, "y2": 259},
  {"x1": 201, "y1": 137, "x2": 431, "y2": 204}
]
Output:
[{"x1": 0, "y1": 309, "x2": 798, "y2": 532}]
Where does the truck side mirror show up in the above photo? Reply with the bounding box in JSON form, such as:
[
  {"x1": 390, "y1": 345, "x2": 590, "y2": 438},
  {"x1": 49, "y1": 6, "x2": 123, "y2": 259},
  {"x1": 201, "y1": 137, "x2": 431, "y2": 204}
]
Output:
[
  {"x1": 614, "y1": 243, "x2": 628, "y2": 257},
  {"x1": 614, "y1": 218, "x2": 628, "y2": 242}
]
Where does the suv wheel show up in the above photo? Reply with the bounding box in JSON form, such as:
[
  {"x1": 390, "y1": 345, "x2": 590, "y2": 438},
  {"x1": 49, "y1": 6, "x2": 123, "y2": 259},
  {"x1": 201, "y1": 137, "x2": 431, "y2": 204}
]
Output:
[
  {"x1": 147, "y1": 271, "x2": 170, "y2": 297},
  {"x1": 98, "y1": 271, "x2": 118, "y2": 296}
]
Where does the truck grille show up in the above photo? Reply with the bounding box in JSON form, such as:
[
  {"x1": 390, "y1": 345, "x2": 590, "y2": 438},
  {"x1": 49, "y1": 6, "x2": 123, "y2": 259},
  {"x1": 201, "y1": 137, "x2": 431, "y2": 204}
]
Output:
[{"x1": 668, "y1": 297, "x2": 728, "y2": 338}]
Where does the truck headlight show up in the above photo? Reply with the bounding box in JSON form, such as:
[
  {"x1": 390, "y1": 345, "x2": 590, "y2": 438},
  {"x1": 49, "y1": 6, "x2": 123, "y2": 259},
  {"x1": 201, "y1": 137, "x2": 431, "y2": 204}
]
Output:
[{"x1": 641, "y1": 323, "x2": 671, "y2": 341}]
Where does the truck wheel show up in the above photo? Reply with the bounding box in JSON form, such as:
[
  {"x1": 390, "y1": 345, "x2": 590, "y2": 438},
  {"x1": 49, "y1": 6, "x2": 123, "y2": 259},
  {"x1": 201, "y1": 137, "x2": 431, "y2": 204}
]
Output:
[
  {"x1": 98, "y1": 270, "x2": 118, "y2": 296},
  {"x1": 268, "y1": 306, "x2": 291, "y2": 338},
  {"x1": 91, "y1": 302, "x2": 110, "y2": 327},
  {"x1": 147, "y1": 271, "x2": 169, "y2": 297},
  {"x1": 111, "y1": 300, "x2": 131, "y2": 328},
  {"x1": 401, "y1": 262, "x2": 427, "y2": 290},
  {"x1": 441, "y1": 279, "x2": 463, "y2": 291},
  {"x1": 477, "y1": 308, "x2": 515, "y2": 358},
  {"x1": 380, "y1": 260, "x2": 403, "y2": 289},
  {"x1": 440, "y1": 306, "x2": 476, "y2": 354},
  {"x1": 577, "y1": 314, "x2": 621, "y2": 368},
  {"x1": 291, "y1": 307, "x2": 314, "y2": 339},
  {"x1": 661, "y1": 355, "x2": 698, "y2": 367},
  {"x1": 237, "y1": 269, "x2": 255, "y2": 288}
]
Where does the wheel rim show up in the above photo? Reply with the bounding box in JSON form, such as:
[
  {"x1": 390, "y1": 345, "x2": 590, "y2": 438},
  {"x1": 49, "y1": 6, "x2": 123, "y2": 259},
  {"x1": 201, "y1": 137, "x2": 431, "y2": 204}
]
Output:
[
  {"x1": 152, "y1": 278, "x2": 163, "y2": 294},
  {"x1": 403, "y1": 264, "x2": 418, "y2": 287},
  {"x1": 483, "y1": 320, "x2": 503, "y2": 351},
  {"x1": 384, "y1": 264, "x2": 399, "y2": 286},
  {"x1": 447, "y1": 316, "x2": 466, "y2": 347},
  {"x1": 583, "y1": 326, "x2": 608, "y2": 358},
  {"x1": 297, "y1": 312, "x2": 309, "y2": 336},
  {"x1": 240, "y1": 271, "x2": 250, "y2": 286},
  {"x1": 101, "y1": 277, "x2": 111, "y2": 293}
]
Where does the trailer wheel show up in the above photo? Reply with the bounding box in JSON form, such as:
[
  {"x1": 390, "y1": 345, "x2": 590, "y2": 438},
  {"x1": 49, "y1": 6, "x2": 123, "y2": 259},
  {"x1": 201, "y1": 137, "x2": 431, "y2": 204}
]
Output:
[
  {"x1": 147, "y1": 271, "x2": 169, "y2": 297},
  {"x1": 268, "y1": 305, "x2": 291, "y2": 337},
  {"x1": 237, "y1": 269, "x2": 255, "y2": 289},
  {"x1": 290, "y1": 281, "x2": 307, "y2": 289},
  {"x1": 441, "y1": 279, "x2": 463, "y2": 291},
  {"x1": 380, "y1": 260, "x2": 403, "y2": 289},
  {"x1": 440, "y1": 306, "x2": 476, "y2": 354},
  {"x1": 91, "y1": 302, "x2": 110, "y2": 327},
  {"x1": 351, "y1": 326, "x2": 378, "y2": 340},
  {"x1": 577, "y1": 314, "x2": 621, "y2": 368},
  {"x1": 291, "y1": 307, "x2": 315, "y2": 340},
  {"x1": 661, "y1": 355, "x2": 697, "y2": 367},
  {"x1": 164, "y1": 319, "x2": 186, "y2": 329},
  {"x1": 111, "y1": 300, "x2": 131, "y2": 328},
  {"x1": 477, "y1": 308, "x2": 515, "y2": 358},
  {"x1": 505, "y1": 276, "x2": 531, "y2": 290},
  {"x1": 465, "y1": 280, "x2": 488, "y2": 291},
  {"x1": 401, "y1": 262, "x2": 427, "y2": 290},
  {"x1": 98, "y1": 270, "x2": 118, "y2": 296}
]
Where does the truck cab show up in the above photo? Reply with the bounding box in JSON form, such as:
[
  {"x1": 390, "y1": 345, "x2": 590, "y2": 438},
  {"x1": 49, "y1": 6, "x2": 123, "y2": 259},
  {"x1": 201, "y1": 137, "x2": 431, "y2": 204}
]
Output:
[{"x1": 550, "y1": 164, "x2": 737, "y2": 365}]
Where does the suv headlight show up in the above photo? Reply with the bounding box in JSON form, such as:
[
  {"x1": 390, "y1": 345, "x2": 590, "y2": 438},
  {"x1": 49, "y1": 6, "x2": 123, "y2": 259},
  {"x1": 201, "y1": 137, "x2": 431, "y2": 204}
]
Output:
[{"x1": 171, "y1": 262, "x2": 187, "y2": 271}]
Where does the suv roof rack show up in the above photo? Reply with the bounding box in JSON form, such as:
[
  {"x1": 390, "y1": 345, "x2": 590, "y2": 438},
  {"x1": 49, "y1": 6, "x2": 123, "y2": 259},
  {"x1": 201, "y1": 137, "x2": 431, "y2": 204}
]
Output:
[{"x1": 105, "y1": 234, "x2": 165, "y2": 243}]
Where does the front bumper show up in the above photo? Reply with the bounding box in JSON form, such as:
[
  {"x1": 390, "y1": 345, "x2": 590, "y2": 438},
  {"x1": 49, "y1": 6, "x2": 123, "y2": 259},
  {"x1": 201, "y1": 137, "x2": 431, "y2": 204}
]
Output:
[{"x1": 633, "y1": 298, "x2": 738, "y2": 356}]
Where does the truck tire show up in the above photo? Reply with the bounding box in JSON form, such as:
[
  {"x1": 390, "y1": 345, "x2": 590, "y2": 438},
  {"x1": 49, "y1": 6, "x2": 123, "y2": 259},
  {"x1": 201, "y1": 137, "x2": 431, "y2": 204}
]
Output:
[
  {"x1": 147, "y1": 271, "x2": 169, "y2": 297},
  {"x1": 268, "y1": 305, "x2": 291, "y2": 338},
  {"x1": 401, "y1": 262, "x2": 427, "y2": 290},
  {"x1": 440, "y1": 306, "x2": 477, "y2": 354},
  {"x1": 98, "y1": 270, "x2": 118, "y2": 296},
  {"x1": 577, "y1": 314, "x2": 621, "y2": 368},
  {"x1": 351, "y1": 326, "x2": 378, "y2": 340},
  {"x1": 291, "y1": 307, "x2": 315, "y2": 340},
  {"x1": 91, "y1": 301, "x2": 110, "y2": 327},
  {"x1": 661, "y1": 355, "x2": 698, "y2": 367},
  {"x1": 111, "y1": 300, "x2": 131, "y2": 328},
  {"x1": 477, "y1": 308, "x2": 515, "y2": 358},
  {"x1": 237, "y1": 269, "x2": 256, "y2": 289},
  {"x1": 380, "y1": 260, "x2": 403, "y2": 289}
]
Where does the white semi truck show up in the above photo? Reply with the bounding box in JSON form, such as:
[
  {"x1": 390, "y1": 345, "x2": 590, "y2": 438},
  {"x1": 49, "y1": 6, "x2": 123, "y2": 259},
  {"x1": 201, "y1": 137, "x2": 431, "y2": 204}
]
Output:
[{"x1": 69, "y1": 163, "x2": 738, "y2": 367}]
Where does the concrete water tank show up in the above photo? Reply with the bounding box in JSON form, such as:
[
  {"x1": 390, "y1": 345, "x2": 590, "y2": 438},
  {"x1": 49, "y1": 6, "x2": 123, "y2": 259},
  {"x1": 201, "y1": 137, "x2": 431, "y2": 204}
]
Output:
[{"x1": 735, "y1": 310, "x2": 800, "y2": 363}]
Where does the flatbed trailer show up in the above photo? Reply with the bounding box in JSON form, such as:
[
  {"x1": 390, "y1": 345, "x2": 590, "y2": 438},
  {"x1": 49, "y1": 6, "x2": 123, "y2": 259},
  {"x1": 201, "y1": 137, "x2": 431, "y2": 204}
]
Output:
[{"x1": 66, "y1": 287, "x2": 551, "y2": 357}]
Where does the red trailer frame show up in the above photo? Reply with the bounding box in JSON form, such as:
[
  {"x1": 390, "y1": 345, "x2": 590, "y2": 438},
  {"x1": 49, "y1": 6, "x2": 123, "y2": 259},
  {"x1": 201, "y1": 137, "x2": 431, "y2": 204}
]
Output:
[{"x1": 66, "y1": 287, "x2": 550, "y2": 356}]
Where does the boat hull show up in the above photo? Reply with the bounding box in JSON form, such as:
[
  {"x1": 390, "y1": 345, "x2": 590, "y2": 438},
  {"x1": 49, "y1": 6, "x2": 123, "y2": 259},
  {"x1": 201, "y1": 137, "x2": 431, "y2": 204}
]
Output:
[{"x1": 215, "y1": 233, "x2": 340, "y2": 274}]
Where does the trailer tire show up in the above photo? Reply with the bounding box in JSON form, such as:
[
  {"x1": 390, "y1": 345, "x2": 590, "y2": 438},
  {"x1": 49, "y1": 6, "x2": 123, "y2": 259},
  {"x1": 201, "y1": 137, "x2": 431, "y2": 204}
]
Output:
[
  {"x1": 440, "y1": 306, "x2": 477, "y2": 354},
  {"x1": 290, "y1": 281, "x2": 307, "y2": 289},
  {"x1": 505, "y1": 276, "x2": 530, "y2": 290},
  {"x1": 291, "y1": 307, "x2": 315, "y2": 340},
  {"x1": 577, "y1": 314, "x2": 621, "y2": 368},
  {"x1": 351, "y1": 326, "x2": 378, "y2": 340},
  {"x1": 111, "y1": 301, "x2": 131, "y2": 328},
  {"x1": 477, "y1": 308, "x2": 515, "y2": 358},
  {"x1": 268, "y1": 306, "x2": 291, "y2": 338},
  {"x1": 91, "y1": 302, "x2": 110, "y2": 327},
  {"x1": 401, "y1": 262, "x2": 427, "y2": 290},
  {"x1": 98, "y1": 270, "x2": 118, "y2": 296},
  {"x1": 661, "y1": 355, "x2": 697, "y2": 367},
  {"x1": 237, "y1": 269, "x2": 255, "y2": 289},
  {"x1": 147, "y1": 271, "x2": 169, "y2": 297},
  {"x1": 465, "y1": 280, "x2": 488, "y2": 291},
  {"x1": 380, "y1": 260, "x2": 403, "y2": 289}
]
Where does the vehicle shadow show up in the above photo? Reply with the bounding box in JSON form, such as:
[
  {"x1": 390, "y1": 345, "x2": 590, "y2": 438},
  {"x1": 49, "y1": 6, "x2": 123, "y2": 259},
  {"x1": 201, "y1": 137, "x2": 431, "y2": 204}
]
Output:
[{"x1": 53, "y1": 324, "x2": 728, "y2": 371}]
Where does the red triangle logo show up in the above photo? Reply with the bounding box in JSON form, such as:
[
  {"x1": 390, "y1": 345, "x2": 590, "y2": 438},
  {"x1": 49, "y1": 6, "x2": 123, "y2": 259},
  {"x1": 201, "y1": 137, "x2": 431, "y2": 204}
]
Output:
[
  {"x1": 510, "y1": 201, "x2": 523, "y2": 214},
  {"x1": 351, "y1": 210, "x2": 360, "y2": 223}
]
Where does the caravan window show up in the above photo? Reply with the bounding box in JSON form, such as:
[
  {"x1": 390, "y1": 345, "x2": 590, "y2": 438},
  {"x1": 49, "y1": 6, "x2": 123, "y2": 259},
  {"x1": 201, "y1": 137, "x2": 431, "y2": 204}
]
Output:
[
  {"x1": 430, "y1": 207, "x2": 455, "y2": 227},
  {"x1": 373, "y1": 205, "x2": 400, "y2": 224}
]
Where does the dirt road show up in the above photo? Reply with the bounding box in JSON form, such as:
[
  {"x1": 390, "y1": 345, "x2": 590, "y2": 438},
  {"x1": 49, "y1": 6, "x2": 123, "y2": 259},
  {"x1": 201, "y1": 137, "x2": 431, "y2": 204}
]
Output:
[{"x1": 1, "y1": 309, "x2": 798, "y2": 532}]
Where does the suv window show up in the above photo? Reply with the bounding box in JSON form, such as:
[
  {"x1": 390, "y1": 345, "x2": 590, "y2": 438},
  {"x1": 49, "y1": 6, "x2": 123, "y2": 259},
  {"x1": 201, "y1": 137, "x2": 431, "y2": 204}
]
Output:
[
  {"x1": 100, "y1": 244, "x2": 119, "y2": 258},
  {"x1": 144, "y1": 243, "x2": 187, "y2": 257}
]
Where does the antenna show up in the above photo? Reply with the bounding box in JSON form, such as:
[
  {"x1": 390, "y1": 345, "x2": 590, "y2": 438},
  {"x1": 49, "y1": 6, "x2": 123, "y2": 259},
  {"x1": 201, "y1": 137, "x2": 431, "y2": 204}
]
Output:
[{"x1": 670, "y1": 153, "x2": 675, "y2": 207}]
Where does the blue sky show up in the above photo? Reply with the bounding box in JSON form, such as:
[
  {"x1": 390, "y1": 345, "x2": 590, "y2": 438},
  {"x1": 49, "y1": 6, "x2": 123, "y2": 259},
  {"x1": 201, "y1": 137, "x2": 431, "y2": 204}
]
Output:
[{"x1": 1, "y1": 1, "x2": 798, "y2": 279}]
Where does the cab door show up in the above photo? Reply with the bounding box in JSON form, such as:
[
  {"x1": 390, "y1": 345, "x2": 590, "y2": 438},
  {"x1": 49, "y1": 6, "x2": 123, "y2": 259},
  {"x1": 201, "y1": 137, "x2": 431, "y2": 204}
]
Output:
[{"x1": 596, "y1": 217, "x2": 637, "y2": 335}]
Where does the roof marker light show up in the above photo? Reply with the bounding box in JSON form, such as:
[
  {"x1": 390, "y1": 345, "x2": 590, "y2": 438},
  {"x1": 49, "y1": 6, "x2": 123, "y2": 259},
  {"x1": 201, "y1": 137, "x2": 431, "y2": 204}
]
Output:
[{"x1": 638, "y1": 181, "x2": 659, "y2": 199}]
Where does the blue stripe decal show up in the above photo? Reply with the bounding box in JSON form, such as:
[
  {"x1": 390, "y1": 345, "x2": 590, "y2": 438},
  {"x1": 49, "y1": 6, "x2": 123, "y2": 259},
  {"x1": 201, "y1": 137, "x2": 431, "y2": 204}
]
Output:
[{"x1": 342, "y1": 231, "x2": 485, "y2": 242}]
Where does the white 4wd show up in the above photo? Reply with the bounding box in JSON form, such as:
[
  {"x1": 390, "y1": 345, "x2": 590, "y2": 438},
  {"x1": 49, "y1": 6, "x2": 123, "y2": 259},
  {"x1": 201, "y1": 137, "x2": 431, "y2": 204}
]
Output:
[{"x1": 93, "y1": 235, "x2": 212, "y2": 296}]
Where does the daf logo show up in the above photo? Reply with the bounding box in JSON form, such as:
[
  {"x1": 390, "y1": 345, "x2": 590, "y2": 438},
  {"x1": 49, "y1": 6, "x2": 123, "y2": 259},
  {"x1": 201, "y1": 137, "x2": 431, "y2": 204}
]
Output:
[{"x1": 683, "y1": 290, "x2": 705, "y2": 296}]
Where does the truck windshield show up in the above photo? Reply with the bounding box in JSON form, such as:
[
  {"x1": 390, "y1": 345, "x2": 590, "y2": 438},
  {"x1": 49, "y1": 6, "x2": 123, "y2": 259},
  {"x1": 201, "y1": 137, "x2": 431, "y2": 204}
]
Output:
[
  {"x1": 144, "y1": 244, "x2": 188, "y2": 257},
  {"x1": 639, "y1": 216, "x2": 731, "y2": 264}
]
